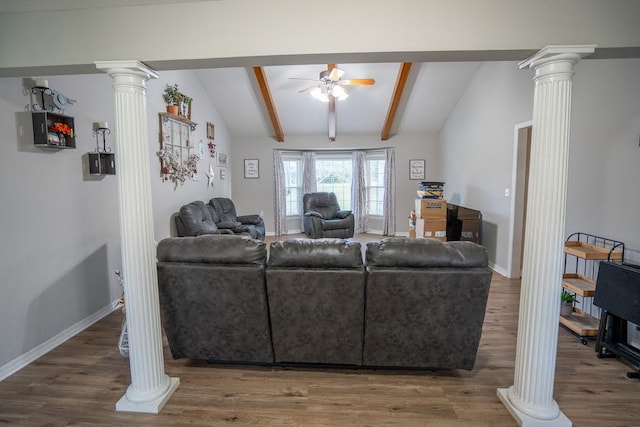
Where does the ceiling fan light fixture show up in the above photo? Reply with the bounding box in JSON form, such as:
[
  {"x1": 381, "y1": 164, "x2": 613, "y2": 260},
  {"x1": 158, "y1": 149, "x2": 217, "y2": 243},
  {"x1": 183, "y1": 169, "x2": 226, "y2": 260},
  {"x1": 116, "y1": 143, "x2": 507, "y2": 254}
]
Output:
[
  {"x1": 310, "y1": 86, "x2": 329, "y2": 102},
  {"x1": 331, "y1": 84, "x2": 348, "y2": 100}
]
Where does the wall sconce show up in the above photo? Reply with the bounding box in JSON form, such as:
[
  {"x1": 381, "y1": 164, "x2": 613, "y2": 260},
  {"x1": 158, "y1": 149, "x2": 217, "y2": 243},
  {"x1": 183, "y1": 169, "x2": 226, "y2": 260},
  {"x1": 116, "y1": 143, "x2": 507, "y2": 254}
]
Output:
[
  {"x1": 29, "y1": 78, "x2": 53, "y2": 112},
  {"x1": 88, "y1": 121, "x2": 116, "y2": 175}
]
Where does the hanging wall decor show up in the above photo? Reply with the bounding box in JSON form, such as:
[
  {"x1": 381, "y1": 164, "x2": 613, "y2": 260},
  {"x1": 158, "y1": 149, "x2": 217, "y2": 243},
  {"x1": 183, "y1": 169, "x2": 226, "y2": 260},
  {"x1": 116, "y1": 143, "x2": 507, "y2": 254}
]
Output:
[
  {"x1": 88, "y1": 121, "x2": 116, "y2": 175},
  {"x1": 158, "y1": 112, "x2": 198, "y2": 189}
]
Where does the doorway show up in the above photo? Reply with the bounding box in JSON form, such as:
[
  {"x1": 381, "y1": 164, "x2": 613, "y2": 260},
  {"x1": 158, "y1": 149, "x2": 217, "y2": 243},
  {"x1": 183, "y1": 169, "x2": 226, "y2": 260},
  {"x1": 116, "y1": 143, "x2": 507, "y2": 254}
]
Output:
[{"x1": 508, "y1": 122, "x2": 532, "y2": 278}]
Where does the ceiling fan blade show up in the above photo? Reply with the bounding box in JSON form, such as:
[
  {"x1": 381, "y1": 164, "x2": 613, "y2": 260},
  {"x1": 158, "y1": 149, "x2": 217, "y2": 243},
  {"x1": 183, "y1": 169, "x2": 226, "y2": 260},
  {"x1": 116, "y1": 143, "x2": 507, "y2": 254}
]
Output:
[
  {"x1": 339, "y1": 78, "x2": 376, "y2": 86},
  {"x1": 328, "y1": 67, "x2": 345, "y2": 81},
  {"x1": 298, "y1": 85, "x2": 319, "y2": 93}
]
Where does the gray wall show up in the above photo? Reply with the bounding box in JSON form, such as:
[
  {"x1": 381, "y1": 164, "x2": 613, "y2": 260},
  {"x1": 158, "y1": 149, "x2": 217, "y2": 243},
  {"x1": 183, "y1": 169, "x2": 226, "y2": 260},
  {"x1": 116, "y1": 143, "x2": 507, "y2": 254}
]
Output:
[
  {"x1": 0, "y1": 70, "x2": 231, "y2": 370},
  {"x1": 566, "y1": 59, "x2": 640, "y2": 262},
  {"x1": 439, "y1": 61, "x2": 534, "y2": 271},
  {"x1": 439, "y1": 59, "x2": 640, "y2": 272},
  {"x1": 229, "y1": 133, "x2": 441, "y2": 234}
]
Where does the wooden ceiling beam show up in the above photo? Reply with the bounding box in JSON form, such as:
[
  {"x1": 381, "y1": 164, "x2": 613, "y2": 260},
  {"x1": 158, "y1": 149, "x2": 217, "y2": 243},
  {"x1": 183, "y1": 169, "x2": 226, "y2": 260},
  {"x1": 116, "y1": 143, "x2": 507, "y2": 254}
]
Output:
[
  {"x1": 381, "y1": 62, "x2": 412, "y2": 141},
  {"x1": 253, "y1": 66, "x2": 285, "y2": 142}
]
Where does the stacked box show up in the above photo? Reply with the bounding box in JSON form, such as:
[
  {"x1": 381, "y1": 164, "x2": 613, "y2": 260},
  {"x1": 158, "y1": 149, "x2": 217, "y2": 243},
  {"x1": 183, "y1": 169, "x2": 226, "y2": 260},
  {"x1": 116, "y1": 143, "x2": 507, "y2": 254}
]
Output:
[
  {"x1": 415, "y1": 197, "x2": 447, "y2": 241},
  {"x1": 415, "y1": 218, "x2": 447, "y2": 242},
  {"x1": 457, "y1": 206, "x2": 481, "y2": 242},
  {"x1": 415, "y1": 198, "x2": 447, "y2": 219}
]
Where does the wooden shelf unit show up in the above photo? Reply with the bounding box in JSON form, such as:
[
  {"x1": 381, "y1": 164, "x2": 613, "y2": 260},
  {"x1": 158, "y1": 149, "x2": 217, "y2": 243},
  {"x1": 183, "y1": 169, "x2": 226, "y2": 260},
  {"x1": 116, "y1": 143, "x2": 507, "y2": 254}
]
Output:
[
  {"x1": 564, "y1": 241, "x2": 623, "y2": 260},
  {"x1": 562, "y1": 273, "x2": 596, "y2": 297},
  {"x1": 559, "y1": 307, "x2": 600, "y2": 337},
  {"x1": 561, "y1": 232, "x2": 625, "y2": 344}
]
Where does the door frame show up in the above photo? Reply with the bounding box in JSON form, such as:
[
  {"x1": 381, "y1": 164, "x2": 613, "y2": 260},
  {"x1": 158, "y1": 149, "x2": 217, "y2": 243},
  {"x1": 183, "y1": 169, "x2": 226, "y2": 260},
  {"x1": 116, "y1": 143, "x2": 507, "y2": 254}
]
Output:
[{"x1": 507, "y1": 120, "x2": 533, "y2": 279}]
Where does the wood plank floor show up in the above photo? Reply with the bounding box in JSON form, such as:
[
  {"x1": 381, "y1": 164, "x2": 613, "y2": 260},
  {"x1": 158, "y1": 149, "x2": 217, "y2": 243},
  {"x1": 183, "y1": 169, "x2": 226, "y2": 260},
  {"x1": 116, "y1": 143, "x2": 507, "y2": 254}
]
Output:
[{"x1": 1, "y1": 235, "x2": 639, "y2": 426}]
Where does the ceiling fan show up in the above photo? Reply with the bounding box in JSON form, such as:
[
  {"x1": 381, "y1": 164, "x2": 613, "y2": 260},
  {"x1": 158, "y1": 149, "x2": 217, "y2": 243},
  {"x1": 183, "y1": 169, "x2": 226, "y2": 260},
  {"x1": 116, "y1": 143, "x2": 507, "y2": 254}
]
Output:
[{"x1": 290, "y1": 64, "x2": 375, "y2": 141}]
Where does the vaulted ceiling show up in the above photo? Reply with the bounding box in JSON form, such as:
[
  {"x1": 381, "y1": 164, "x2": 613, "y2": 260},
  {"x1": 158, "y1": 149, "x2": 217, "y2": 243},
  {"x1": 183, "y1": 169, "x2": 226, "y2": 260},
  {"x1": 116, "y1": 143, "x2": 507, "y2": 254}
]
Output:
[{"x1": 193, "y1": 61, "x2": 482, "y2": 142}]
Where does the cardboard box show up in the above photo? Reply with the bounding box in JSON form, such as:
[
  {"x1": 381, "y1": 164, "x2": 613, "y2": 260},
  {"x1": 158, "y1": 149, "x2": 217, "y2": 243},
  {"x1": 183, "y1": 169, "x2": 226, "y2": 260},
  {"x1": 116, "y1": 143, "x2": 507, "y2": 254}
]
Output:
[
  {"x1": 416, "y1": 218, "x2": 447, "y2": 242},
  {"x1": 409, "y1": 229, "x2": 416, "y2": 239},
  {"x1": 415, "y1": 198, "x2": 447, "y2": 219},
  {"x1": 457, "y1": 206, "x2": 480, "y2": 220},
  {"x1": 459, "y1": 219, "x2": 479, "y2": 242}
]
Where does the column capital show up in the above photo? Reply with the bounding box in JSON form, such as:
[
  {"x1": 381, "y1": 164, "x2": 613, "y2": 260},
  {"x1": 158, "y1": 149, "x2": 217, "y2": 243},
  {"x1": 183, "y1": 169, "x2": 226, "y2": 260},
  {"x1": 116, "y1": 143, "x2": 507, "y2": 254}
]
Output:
[
  {"x1": 95, "y1": 60, "x2": 159, "y2": 80},
  {"x1": 519, "y1": 45, "x2": 596, "y2": 71}
]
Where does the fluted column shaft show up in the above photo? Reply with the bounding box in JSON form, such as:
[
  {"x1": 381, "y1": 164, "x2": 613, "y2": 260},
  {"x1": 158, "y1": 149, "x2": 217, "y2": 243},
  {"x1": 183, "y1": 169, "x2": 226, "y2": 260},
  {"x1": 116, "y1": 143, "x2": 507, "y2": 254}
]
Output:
[
  {"x1": 96, "y1": 61, "x2": 179, "y2": 413},
  {"x1": 498, "y1": 45, "x2": 594, "y2": 426}
]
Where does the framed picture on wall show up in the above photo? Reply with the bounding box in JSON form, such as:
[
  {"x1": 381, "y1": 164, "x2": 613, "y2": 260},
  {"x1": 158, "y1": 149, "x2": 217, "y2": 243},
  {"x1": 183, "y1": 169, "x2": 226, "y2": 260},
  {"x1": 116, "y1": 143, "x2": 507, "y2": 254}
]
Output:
[
  {"x1": 244, "y1": 159, "x2": 259, "y2": 179},
  {"x1": 409, "y1": 159, "x2": 425, "y2": 180},
  {"x1": 217, "y1": 152, "x2": 228, "y2": 167}
]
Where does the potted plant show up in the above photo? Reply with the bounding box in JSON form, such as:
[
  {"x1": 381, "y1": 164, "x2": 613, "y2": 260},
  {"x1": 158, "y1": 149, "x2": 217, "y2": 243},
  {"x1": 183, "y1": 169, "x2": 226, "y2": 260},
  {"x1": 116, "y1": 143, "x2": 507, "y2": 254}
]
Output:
[
  {"x1": 560, "y1": 290, "x2": 579, "y2": 317},
  {"x1": 162, "y1": 83, "x2": 180, "y2": 115}
]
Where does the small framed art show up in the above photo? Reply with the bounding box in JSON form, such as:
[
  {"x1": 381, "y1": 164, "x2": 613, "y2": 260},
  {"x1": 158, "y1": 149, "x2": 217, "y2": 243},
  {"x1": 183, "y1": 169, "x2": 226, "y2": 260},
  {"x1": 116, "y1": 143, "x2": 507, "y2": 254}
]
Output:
[
  {"x1": 409, "y1": 159, "x2": 425, "y2": 180},
  {"x1": 217, "y1": 152, "x2": 228, "y2": 167},
  {"x1": 244, "y1": 159, "x2": 259, "y2": 179}
]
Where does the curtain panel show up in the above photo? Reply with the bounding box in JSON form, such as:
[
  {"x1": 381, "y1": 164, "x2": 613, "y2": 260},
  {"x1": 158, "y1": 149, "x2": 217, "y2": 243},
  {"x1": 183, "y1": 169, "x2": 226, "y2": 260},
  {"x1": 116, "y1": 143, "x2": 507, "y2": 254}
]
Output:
[
  {"x1": 382, "y1": 148, "x2": 396, "y2": 236},
  {"x1": 352, "y1": 151, "x2": 368, "y2": 233},
  {"x1": 273, "y1": 150, "x2": 287, "y2": 236},
  {"x1": 300, "y1": 152, "x2": 317, "y2": 230}
]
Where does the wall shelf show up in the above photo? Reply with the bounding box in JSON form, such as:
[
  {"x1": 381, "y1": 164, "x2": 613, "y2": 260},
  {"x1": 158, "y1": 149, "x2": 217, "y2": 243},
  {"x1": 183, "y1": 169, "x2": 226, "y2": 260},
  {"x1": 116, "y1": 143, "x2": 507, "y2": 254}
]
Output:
[
  {"x1": 32, "y1": 111, "x2": 76, "y2": 149},
  {"x1": 159, "y1": 112, "x2": 197, "y2": 131}
]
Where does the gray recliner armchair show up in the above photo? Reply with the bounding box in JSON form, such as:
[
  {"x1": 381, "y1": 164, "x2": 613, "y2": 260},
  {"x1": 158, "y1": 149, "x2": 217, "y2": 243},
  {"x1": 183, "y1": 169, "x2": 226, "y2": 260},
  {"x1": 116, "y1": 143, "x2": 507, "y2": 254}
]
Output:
[
  {"x1": 174, "y1": 201, "x2": 234, "y2": 237},
  {"x1": 303, "y1": 192, "x2": 354, "y2": 239}
]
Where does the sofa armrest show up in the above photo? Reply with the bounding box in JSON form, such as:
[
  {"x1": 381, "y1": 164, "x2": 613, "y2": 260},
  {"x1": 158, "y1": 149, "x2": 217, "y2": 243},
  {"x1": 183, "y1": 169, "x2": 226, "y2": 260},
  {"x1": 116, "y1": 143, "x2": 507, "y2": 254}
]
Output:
[
  {"x1": 304, "y1": 210, "x2": 323, "y2": 218},
  {"x1": 217, "y1": 221, "x2": 243, "y2": 229},
  {"x1": 237, "y1": 214, "x2": 262, "y2": 225},
  {"x1": 335, "y1": 210, "x2": 352, "y2": 219}
]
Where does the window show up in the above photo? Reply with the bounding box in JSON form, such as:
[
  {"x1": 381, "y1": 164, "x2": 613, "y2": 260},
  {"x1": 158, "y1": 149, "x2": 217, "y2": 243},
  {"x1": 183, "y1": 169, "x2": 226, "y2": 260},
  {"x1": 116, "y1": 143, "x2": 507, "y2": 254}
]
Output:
[
  {"x1": 280, "y1": 151, "x2": 386, "y2": 217},
  {"x1": 282, "y1": 157, "x2": 301, "y2": 215},
  {"x1": 366, "y1": 156, "x2": 385, "y2": 216},
  {"x1": 316, "y1": 156, "x2": 352, "y2": 210}
]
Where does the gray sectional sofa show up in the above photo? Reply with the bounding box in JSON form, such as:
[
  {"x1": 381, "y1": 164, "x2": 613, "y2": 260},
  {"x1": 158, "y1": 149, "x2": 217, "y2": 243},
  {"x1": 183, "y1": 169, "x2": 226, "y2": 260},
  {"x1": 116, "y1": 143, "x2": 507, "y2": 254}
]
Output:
[{"x1": 156, "y1": 235, "x2": 492, "y2": 371}]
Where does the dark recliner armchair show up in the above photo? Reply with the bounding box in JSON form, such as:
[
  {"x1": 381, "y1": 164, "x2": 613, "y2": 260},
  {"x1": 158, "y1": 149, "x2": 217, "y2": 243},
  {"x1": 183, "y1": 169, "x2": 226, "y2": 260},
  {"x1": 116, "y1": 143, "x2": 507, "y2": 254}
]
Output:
[
  {"x1": 302, "y1": 192, "x2": 354, "y2": 239},
  {"x1": 209, "y1": 198, "x2": 265, "y2": 241},
  {"x1": 174, "y1": 201, "x2": 234, "y2": 237}
]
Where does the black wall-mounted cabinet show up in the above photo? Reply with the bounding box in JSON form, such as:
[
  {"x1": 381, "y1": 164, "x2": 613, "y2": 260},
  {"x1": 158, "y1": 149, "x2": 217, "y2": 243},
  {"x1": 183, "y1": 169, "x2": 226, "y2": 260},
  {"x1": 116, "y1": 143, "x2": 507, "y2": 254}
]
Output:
[
  {"x1": 88, "y1": 152, "x2": 116, "y2": 175},
  {"x1": 32, "y1": 111, "x2": 76, "y2": 149}
]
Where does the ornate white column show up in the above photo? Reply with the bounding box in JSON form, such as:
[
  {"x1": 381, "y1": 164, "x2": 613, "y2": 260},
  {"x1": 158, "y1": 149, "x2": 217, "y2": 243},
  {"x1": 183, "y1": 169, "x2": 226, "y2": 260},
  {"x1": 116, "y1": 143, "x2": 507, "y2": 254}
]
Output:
[
  {"x1": 497, "y1": 45, "x2": 595, "y2": 426},
  {"x1": 95, "y1": 60, "x2": 179, "y2": 413}
]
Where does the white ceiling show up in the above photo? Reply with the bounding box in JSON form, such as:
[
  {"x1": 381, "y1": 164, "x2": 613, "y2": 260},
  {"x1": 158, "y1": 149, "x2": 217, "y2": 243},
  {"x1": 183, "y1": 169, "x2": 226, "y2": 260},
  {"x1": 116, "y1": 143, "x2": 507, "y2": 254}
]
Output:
[{"x1": 194, "y1": 61, "x2": 482, "y2": 141}]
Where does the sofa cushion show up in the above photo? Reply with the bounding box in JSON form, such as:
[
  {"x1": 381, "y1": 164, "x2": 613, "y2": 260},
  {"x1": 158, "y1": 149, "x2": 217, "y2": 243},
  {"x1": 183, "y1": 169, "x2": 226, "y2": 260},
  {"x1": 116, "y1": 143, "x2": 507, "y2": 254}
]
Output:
[
  {"x1": 365, "y1": 238, "x2": 488, "y2": 268},
  {"x1": 268, "y1": 238, "x2": 363, "y2": 268},
  {"x1": 157, "y1": 235, "x2": 266, "y2": 265}
]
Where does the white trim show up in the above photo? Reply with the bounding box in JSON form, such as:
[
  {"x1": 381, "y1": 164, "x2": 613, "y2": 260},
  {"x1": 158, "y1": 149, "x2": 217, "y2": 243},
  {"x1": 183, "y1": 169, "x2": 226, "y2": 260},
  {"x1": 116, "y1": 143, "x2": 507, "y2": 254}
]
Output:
[
  {"x1": 507, "y1": 120, "x2": 533, "y2": 279},
  {"x1": 0, "y1": 300, "x2": 119, "y2": 382},
  {"x1": 490, "y1": 261, "x2": 510, "y2": 278}
]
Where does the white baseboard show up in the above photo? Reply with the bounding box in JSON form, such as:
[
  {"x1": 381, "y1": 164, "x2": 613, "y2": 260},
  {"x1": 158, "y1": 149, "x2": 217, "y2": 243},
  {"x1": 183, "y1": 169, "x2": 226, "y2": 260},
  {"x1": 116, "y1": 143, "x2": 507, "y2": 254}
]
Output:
[
  {"x1": 490, "y1": 262, "x2": 510, "y2": 278},
  {"x1": 0, "y1": 300, "x2": 119, "y2": 382}
]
